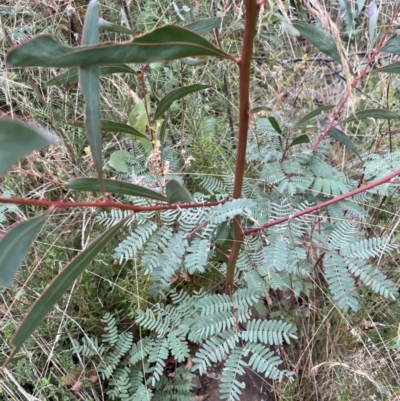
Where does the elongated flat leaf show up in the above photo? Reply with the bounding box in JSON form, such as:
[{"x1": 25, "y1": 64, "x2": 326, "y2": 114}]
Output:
[
  {"x1": 159, "y1": 113, "x2": 169, "y2": 147},
  {"x1": 166, "y1": 180, "x2": 194, "y2": 204},
  {"x1": 372, "y1": 61, "x2": 400, "y2": 74},
  {"x1": 340, "y1": 109, "x2": 400, "y2": 124},
  {"x1": 289, "y1": 134, "x2": 310, "y2": 147},
  {"x1": 368, "y1": 1, "x2": 378, "y2": 46},
  {"x1": 155, "y1": 84, "x2": 210, "y2": 120},
  {"x1": 0, "y1": 212, "x2": 49, "y2": 287},
  {"x1": 184, "y1": 17, "x2": 222, "y2": 35},
  {"x1": 67, "y1": 178, "x2": 167, "y2": 201},
  {"x1": 292, "y1": 22, "x2": 342, "y2": 64},
  {"x1": 294, "y1": 105, "x2": 334, "y2": 129},
  {"x1": 268, "y1": 116, "x2": 282, "y2": 135},
  {"x1": 80, "y1": 1, "x2": 103, "y2": 192},
  {"x1": 46, "y1": 65, "x2": 135, "y2": 86},
  {"x1": 99, "y1": 18, "x2": 134, "y2": 35},
  {"x1": 7, "y1": 26, "x2": 232, "y2": 68},
  {"x1": 0, "y1": 119, "x2": 55, "y2": 177},
  {"x1": 4, "y1": 218, "x2": 126, "y2": 366},
  {"x1": 328, "y1": 127, "x2": 362, "y2": 161},
  {"x1": 382, "y1": 37, "x2": 400, "y2": 54},
  {"x1": 339, "y1": 0, "x2": 354, "y2": 37},
  {"x1": 101, "y1": 120, "x2": 149, "y2": 140}
]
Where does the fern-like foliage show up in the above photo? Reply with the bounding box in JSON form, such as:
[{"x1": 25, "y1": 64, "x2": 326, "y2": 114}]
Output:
[{"x1": 89, "y1": 112, "x2": 400, "y2": 400}]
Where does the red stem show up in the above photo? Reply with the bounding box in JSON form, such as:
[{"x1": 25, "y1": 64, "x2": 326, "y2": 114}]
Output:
[
  {"x1": 243, "y1": 168, "x2": 400, "y2": 235},
  {"x1": 0, "y1": 198, "x2": 223, "y2": 212},
  {"x1": 225, "y1": 0, "x2": 259, "y2": 294}
]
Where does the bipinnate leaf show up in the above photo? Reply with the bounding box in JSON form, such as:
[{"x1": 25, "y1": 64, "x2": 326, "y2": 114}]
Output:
[
  {"x1": 67, "y1": 178, "x2": 167, "y2": 201},
  {"x1": 154, "y1": 84, "x2": 210, "y2": 120},
  {"x1": 99, "y1": 18, "x2": 134, "y2": 35},
  {"x1": 166, "y1": 180, "x2": 194, "y2": 204},
  {"x1": 289, "y1": 134, "x2": 310, "y2": 147},
  {"x1": 292, "y1": 22, "x2": 342, "y2": 64},
  {"x1": 101, "y1": 120, "x2": 149, "y2": 140},
  {"x1": 294, "y1": 105, "x2": 334, "y2": 129},
  {"x1": 372, "y1": 62, "x2": 400, "y2": 74},
  {"x1": 3, "y1": 218, "x2": 127, "y2": 366},
  {"x1": 80, "y1": 0, "x2": 103, "y2": 192},
  {"x1": 0, "y1": 119, "x2": 55, "y2": 177},
  {"x1": 184, "y1": 17, "x2": 222, "y2": 35},
  {"x1": 46, "y1": 65, "x2": 135, "y2": 86},
  {"x1": 6, "y1": 26, "x2": 232, "y2": 68},
  {"x1": 0, "y1": 212, "x2": 49, "y2": 287},
  {"x1": 368, "y1": 1, "x2": 378, "y2": 46},
  {"x1": 382, "y1": 37, "x2": 400, "y2": 54},
  {"x1": 328, "y1": 128, "x2": 362, "y2": 162},
  {"x1": 340, "y1": 108, "x2": 400, "y2": 124}
]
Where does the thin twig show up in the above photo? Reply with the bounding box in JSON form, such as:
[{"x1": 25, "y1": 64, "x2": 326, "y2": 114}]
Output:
[{"x1": 243, "y1": 168, "x2": 400, "y2": 235}]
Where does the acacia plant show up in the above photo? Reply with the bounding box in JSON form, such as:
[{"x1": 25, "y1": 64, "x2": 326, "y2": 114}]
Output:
[{"x1": 2, "y1": 0, "x2": 400, "y2": 399}]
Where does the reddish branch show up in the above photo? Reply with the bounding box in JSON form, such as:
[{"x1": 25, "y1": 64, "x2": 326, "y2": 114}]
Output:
[
  {"x1": 243, "y1": 169, "x2": 400, "y2": 235},
  {"x1": 225, "y1": 0, "x2": 259, "y2": 295},
  {"x1": 0, "y1": 197, "x2": 223, "y2": 212},
  {"x1": 311, "y1": 4, "x2": 400, "y2": 151}
]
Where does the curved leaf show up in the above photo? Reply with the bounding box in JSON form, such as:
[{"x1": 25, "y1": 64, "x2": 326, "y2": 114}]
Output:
[
  {"x1": 7, "y1": 26, "x2": 232, "y2": 68},
  {"x1": 166, "y1": 180, "x2": 194, "y2": 204},
  {"x1": 80, "y1": 0, "x2": 103, "y2": 192},
  {"x1": 101, "y1": 120, "x2": 149, "y2": 140},
  {"x1": 99, "y1": 18, "x2": 134, "y2": 35},
  {"x1": 289, "y1": 134, "x2": 310, "y2": 147},
  {"x1": 184, "y1": 17, "x2": 222, "y2": 35},
  {"x1": 0, "y1": 212, "x2": 49, "y2": 287},
  {"x1": 328, "y1": 127, "x2": 362, "y2": 161},
  {"x1": 0, "y1": 119, "x2": 55, "y2": 177},
  {"x1": 159, "y1": 113, "x2": 169, "y2": 147},
  {"x1": 67, "y1": 178, "x2": 167, "y2": 201},
  {"x1": 340, "y1": 109, "x2": 400, "y2": 124},
  {"x1": 46, "y1": 65, "x2": 135, "y2": 86},
  {"x1": 155, "y1": 84, "x2": 210, "y2": 120},
  {"x1": 372, "y1": 61, "x2": 400, "y2": 74},
  {"x1": 382, "y1": 37, "x2": 400, "y2": 54},
  {"x1": 4, "y1": 218, "x2": 127, "y2": 366},
  {"x1": 339, "y1": 0, "x2": 354, "y2": 37},
  {"x1": 268, "y1": 116, "x2": 282, "y2": 135},
  {"x1": 294, "y1": 105, "x2": 334, "y2": 129},
  {"x1": 292, "y1": 22, "x2": 342, "y2": 64},
  {"x1": 368, "y1": 1, "x2": 378, "y2": 46}
]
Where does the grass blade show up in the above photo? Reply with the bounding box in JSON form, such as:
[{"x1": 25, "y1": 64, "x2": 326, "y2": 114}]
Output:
[{"x1": 294, "y1": 105, "x2": 335, "y2": 129}]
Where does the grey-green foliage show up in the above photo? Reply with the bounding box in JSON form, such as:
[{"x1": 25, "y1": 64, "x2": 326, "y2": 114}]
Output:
[
  {"x1": 93, "y1": 117, "x2": 399, "y2": 399},
  {"x1": 73, "y1": 312, "x2": 191, "y2": 401}
]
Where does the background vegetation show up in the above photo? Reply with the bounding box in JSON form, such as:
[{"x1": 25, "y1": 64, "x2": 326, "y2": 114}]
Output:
[{"x1": 1, "y1": 0, "x2": 400, "y2": 400}]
